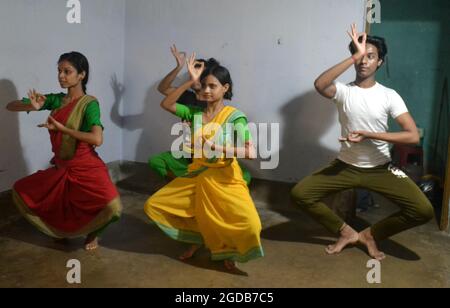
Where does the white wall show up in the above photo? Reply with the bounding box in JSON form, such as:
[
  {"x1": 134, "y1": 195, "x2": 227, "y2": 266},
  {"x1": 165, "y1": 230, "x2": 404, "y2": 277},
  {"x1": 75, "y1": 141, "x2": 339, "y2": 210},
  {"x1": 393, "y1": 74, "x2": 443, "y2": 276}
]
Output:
[
  {"x1": 0, "y1": 0, "x2": 367, "y2": 191},
  {"x1": 122, "y1": 0, "x2": 366, "y2": 183},
  {"x1": 0, "y1": 0, "x2": 125, "y2": 191}
]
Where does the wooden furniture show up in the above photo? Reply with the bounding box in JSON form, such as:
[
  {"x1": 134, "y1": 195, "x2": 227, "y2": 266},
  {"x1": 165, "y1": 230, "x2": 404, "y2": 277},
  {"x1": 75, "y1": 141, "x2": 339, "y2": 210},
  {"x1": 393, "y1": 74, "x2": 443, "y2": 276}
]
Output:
[{"x1": 440, "y1": 137, "x2": 450, "y2": 231}]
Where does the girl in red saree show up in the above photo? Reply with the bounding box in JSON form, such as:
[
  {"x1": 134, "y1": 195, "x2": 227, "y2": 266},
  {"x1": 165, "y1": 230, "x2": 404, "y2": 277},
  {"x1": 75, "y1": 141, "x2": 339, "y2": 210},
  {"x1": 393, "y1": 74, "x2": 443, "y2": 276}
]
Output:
[{"x1": 6, "y1": 52, "x2": 121, "y2": 250}]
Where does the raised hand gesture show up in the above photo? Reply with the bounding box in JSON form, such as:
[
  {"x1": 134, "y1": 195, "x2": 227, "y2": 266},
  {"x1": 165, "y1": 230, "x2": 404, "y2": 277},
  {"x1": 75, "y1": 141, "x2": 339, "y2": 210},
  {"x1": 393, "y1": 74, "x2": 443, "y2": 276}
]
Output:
[
  {"x1": 171, "y1": 44, "x2": 186, "y2": 68},
  {"x1": 27, "y1": 89, "x2": 46, "y2": 111},
  {"x1": 186, "y1": 53, "x2": 205, "y2": 83},
  {"x1": 111, "y1": 74, "x2": 125, "y2": 99},
  {"x1": 347, "y1": 23, "x2": 367, "y2": 61}
]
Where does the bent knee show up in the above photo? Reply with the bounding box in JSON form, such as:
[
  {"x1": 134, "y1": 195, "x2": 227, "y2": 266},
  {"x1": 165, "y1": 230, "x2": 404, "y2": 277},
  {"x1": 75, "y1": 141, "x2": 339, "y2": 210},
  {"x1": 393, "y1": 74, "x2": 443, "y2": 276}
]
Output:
[
  {"x1": 408, "y1": 201, "x2": 435, "y2": 224},
  {"x1": 418, "y1": 203, "x2": 435, "y2": 223},
  {"x1": 290, "y1": 182, "x2": 315, "y2": 207}
]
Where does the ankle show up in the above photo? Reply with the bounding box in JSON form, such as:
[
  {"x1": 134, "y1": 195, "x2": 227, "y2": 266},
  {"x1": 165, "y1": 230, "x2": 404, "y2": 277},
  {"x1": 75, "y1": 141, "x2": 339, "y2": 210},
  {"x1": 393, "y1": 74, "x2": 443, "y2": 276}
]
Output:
[
  {"x1": 360, "y1": 229, "x2": 376, "y2": 243},
  {"x1": 340, "y1": 223, "x2": 355, "y2": 236}
]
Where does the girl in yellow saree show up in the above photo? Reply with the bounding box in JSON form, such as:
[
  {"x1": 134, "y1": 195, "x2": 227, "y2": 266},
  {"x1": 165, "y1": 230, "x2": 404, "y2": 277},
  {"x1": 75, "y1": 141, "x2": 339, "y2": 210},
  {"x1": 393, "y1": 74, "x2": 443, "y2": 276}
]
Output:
[{"x1": 144, "y1": 54, "x2": 263, "y2": 271}]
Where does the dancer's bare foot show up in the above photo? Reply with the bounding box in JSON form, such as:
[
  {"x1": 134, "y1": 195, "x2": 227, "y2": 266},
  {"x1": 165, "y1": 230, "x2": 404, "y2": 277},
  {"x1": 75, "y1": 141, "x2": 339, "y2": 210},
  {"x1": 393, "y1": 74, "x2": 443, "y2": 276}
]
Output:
[
  {"x1": 84, "y1": 233, "x2": 98, "y2": 251},
  {"x1": 179, "y1": 245, "x2": 200, "y2": 260},
  {"x1": 358, "y1": 228, "x2": 385, "y2": 261},
  {"x1": 224, "y1": 260, "x2": 238, "y2": 272},
  {"x1": 325, "y1": 223, "x2": 359, "y2": 255}
]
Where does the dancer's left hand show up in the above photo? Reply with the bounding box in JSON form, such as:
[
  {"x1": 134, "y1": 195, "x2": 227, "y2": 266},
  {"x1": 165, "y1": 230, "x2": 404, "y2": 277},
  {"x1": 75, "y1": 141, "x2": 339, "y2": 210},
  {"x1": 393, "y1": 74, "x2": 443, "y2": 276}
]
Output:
[
  {"x1": 339, "y1": 131, "x2": 368, "y2": 143},
  {"x1": 38, "y1": 116, "x2": 66, "y2": 132}
]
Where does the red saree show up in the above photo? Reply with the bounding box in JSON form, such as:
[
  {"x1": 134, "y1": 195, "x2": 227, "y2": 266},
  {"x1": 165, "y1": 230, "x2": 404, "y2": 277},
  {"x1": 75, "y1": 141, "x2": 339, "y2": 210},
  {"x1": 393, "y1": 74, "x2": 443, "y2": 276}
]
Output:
[{"x1": 12, "y1": 96, "x2": 121, "y2": 238}]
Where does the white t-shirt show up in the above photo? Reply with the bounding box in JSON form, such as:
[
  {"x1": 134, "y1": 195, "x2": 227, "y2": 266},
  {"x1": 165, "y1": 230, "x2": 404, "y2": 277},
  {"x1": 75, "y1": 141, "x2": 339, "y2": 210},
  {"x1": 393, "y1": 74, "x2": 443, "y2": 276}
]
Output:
[{"x1": 333, "y1": 81, "x2": 409, "y2": 168}]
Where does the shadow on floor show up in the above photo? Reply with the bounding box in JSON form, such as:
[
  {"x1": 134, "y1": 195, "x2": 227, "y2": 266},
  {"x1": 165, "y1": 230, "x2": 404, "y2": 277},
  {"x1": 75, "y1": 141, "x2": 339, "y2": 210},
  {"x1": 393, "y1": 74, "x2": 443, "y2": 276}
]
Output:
[
  {"x1": 1, "y1": 218, "x2": 82, "y2": 253},
  {"x1": 101, "y1": 213, "x2": 249, "y2": 276},
  {"x1": 261, "y1": 209, "x2": 421, "y2": 261},
  {"x1": 1, "y1": 211, "x2": 248, "y2": 276}
]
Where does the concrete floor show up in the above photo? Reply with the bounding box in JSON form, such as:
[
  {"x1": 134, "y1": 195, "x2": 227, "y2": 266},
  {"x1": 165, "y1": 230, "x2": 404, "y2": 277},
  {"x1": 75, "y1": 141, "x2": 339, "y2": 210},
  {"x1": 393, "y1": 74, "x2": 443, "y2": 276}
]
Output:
[{"x1": 1, "y1": 162, "x2": 449, "y2": 288}]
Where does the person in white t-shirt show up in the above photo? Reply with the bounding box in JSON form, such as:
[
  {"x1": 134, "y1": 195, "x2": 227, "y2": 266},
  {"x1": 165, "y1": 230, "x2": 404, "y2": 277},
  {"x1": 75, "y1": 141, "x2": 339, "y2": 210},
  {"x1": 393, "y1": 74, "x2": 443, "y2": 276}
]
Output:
[{"x1": 291, "y1": 23, "x2": 434, "y2": 261}]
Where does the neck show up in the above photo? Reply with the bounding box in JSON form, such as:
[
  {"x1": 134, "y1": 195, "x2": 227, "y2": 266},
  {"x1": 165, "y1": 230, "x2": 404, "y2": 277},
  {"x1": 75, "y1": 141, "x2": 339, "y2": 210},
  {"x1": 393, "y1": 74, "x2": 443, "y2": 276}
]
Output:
[
  {"x1": 67, "y1": 85, "x2": 85, "y2": 100},
  {"x1": 354, "y1": 75, "x2": 376, "y2": 88},
  {"x1": 205, "y1": 100, "x2": 224, "y2": 115}
]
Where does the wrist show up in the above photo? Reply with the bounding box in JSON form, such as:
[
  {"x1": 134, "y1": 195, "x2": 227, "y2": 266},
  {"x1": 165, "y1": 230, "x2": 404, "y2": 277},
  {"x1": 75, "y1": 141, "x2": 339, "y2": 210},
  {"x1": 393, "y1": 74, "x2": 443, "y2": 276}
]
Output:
[
  {"x1": 351, "y1": 54, "x2": 361, "y2": 63},
  {"x1": 364, "y1": 131, "x2": 374, "y2": 139}
]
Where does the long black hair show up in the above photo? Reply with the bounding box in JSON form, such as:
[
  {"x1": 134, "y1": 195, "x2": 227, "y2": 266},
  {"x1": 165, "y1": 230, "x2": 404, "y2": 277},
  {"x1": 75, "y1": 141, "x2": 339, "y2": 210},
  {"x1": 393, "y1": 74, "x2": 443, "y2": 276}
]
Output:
[
  {"x1": 200, "y1": 58, "x2": 233, "y2": 100},
  {"x1": 58, "y1": 51, "x2": 89, "y2": 93}
]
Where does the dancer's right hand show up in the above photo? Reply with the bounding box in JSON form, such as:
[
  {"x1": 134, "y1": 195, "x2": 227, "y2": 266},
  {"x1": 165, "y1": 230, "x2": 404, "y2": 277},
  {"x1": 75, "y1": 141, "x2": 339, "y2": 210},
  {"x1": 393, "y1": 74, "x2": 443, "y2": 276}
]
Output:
[
  {"x1": 347, "y1": 23, "x2": 367, "y2": 61},
  {"x1": 187, "y1": 53, "x2": 205, "y2": 83},
  {"x1": 27, "y1": 89, "x2": 46, "y2": 111},
  {"x1": 339, "y1": 132, "x2": 365, "y2": 143},
  {"x1": 171, "y1": 44, "x2": 186, "y2": 68}
]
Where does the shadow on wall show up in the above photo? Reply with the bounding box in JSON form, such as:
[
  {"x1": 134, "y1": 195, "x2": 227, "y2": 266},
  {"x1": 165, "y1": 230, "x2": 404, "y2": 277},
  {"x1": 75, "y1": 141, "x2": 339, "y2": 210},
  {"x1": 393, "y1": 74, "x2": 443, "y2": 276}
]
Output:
[
  {"x1": 263, "y1": 89, "x2": 339, "y2": 225},
  {"x1": 243, "y1": 90, "x2": 338, "y2": 188},
  {"x1": 0, "y1": 79, "x2": 27, "y2": 191},
  {"x1": 110, "y1": 74, "x2": 182, "y2": 165},
  {"x1": 227, "y1": 90, "x2": 340, "y2": 183},
  {"x1": 279, "y1": 90, "x2": 338, "y2": 182}
]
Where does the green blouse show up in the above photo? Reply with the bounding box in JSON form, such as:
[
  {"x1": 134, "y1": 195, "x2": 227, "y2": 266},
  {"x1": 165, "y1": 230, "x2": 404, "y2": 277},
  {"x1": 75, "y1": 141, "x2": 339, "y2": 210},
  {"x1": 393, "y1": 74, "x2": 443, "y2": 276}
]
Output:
[
  {"x1": 22, "y1": 93, "x2": 103, "y2": 132},
  {"x1": 175, "y1": 103, "x2": 252, "y2": 143}
]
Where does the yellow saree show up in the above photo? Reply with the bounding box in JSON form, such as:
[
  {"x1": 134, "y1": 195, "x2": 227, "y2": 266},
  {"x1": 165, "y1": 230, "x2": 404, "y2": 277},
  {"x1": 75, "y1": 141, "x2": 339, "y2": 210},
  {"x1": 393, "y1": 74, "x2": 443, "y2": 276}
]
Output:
[{"x1": 144, "y1": 106, "x2": 263, "y2": 262}]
